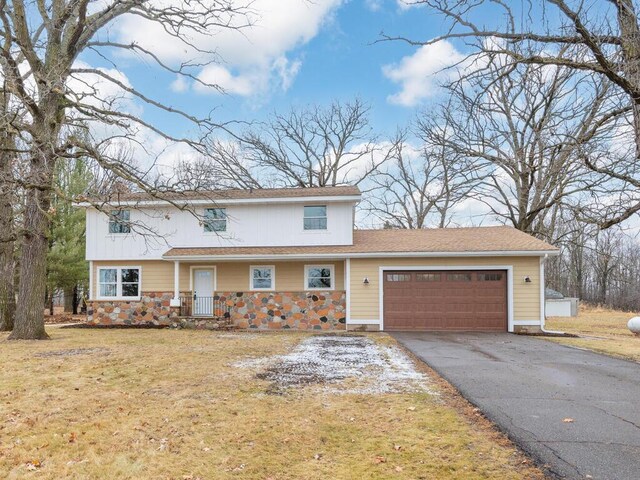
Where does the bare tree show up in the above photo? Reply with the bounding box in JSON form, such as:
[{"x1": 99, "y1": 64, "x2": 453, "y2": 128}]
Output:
[
  {"x1": 389, "y1": 0, "x2": 640, "y2": 228},
  {"x1": 366, "y1": 123, "x2": 478, "y2": 229},
  {"x1": 0, "y1": 85, "x2": 16, "y2": 331},
  {"x1": 236, "y1": 100, "x2": 389, "y2": 188},
  {"x1": 0, "y1": 1, "x2": 251, "y2": 339},
  {"x1": 545, "y1": 209, "x2": 640, "y2": 311},
  {"x1": 419, "y1": 57, "x2": 614, "y2": 238},
  {"x1": 592, "y1": 229, "x2": 621, "y2": 304},
  {"x1": 198, "y1": 140, "x2": 263, "y2": 189},
  {"x1": 545, "y1": 210, "x2": 592, "y2": 299}
]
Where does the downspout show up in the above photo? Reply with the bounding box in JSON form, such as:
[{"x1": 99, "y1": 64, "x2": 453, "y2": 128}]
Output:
[
  {"x1": 539, "y1": 254, "x2": 565, "y2": 335},
  {"x1": 345, "y1": 258, "x2": 351, "y2": 330}
]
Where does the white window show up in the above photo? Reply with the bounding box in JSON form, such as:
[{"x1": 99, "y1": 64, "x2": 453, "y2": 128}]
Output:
[
  {"x1": 303, "y1": 205, "x2": 327, "y2": 230},
  {"x1": 250, "y1": 265, "x2": 275, "y2": 291},
  {"x1": 204, "y1": 208, "x2": 226, "y2": 232},
  {"x1": 305, "y1": 265, "x2": 334, "y2": 290},
  {"x1": 97, "y1": 267, "x2": 141, "y2": 299},
  {"x1": 108, "y1": 210, "x2": 130, "y2": 234}
]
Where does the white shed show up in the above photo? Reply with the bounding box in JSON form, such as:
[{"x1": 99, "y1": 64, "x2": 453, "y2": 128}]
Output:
[{"x1": 545, "y1": 288, "x2": 578, "y2": 317}]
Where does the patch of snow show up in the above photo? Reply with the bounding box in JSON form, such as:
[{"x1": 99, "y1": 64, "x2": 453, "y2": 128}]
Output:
[{"x1": 234, "y1": 335, "x2": 434, "y2": 395}]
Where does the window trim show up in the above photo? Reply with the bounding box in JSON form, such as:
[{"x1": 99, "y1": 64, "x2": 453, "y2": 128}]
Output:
[
  {"x1": 203, "y1": 207, "x2": 227, "y2": 233},
  {"x1": 249, "y1": 265, "x2": 276, "y2": 291},
  {"x1": 303, "y1": 205, "x2": 328, "y2": 231},
  {"x1": 96, "y1": 265, "x2": 142, "y2": 301},
  {"x1": 108, "y1": 210, "x2": 131, "y2": 235},
  {"x1": 304, "y1": 264, "x2": 335, "y2": 291}
]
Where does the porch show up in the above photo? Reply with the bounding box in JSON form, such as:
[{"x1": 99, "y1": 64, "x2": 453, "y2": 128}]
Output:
[
  {"x1": 168, "y1": 260, "x2": 347, "y2": 330},
  {"x1": 87, "y1": 259, "x2": 347, "y2": 329}
]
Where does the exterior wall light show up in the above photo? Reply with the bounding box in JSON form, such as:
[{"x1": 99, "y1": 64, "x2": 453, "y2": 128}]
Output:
[
  {"x1": 363, "y1": 277, "x2": 370, "y2": 285},
  {"x1": 524, "y1": 276, "x2": 532, "y2": 283}
]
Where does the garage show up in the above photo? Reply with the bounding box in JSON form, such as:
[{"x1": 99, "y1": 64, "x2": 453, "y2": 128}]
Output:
[{"x1": 383, "y1": 270, "x2": 508, "y2": 331}]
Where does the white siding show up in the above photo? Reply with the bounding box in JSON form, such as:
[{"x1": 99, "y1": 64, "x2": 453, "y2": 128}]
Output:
[{"x1": 86, "y1": 201, "x2": 355, "y2": 260}]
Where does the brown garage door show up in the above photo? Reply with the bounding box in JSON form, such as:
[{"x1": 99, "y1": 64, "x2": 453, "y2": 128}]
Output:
[{"x1": 383, "y1": 270, "x2": 507, "y2": 331}]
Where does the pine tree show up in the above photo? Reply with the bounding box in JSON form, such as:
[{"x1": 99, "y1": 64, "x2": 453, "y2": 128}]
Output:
[{"x1": 46, "y1": 159, "x2": 92, "y2": 315}]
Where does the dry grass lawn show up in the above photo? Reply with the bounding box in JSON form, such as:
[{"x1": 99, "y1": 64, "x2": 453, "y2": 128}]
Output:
[
  {"x1": 545, "y1": 304, "x2": 640, "y2": 362},
  {"x1": 0, "y1": 327, "x2": 545, "y2": 480}
]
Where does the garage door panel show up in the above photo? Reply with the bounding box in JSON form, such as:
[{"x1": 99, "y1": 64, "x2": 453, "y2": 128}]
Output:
[{"x1": 384, "y1": 269, "x2": 507, "y2": 331}]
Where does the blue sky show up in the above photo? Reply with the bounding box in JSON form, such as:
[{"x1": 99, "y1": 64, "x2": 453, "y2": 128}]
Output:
[
  {"x1": 85, "y1": 0, "x2": 464, "y2": 142},
  {"x1": 73, "y1": 0, "x2": 517, "y2": 226}
]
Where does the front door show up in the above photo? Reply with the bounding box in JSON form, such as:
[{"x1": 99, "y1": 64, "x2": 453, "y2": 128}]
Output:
[{"x1": 193, "y1": 268, "x2": 214, "y2": 316}]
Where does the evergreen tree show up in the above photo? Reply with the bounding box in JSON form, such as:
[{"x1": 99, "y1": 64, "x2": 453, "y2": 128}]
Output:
[{"x1": 46, "y1": 159, "x2": 92, "y2": 314}]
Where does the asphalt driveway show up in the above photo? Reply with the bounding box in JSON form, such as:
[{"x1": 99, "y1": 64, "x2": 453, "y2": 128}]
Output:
[{"x1": 391, "y1": 332, "x2": 640, "y2": 480}]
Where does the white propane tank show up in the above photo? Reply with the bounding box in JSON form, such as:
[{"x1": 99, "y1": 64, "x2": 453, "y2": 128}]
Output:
[{"x1": 628, "y1": 317, "x2": 640, "y2": 335}]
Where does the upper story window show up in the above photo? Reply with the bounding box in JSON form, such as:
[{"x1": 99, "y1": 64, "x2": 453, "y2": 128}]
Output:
[
  {"x1": 303, "y1": 205, "x2": 327, "y2": 230},
  {"x1": 98, "y1": 267, "x2": 140, "y2": 299},
  {"x1": 204, "y1": 208, "x2": 226, "y2": 232},
  {"x1": 250, "y1": 265, "x2": 274, "y2": 290},
  {"x1": 108, "y1": 210, "x2": 130, "y2": 234}
]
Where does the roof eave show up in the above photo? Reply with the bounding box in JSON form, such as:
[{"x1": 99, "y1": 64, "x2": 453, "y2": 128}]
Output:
[
  {"x1": 73, "y1": 194, "x2": 362, "y2": 208},
  {"x1": 161, "y1": 249, "x2": 560, "y2": 261}
]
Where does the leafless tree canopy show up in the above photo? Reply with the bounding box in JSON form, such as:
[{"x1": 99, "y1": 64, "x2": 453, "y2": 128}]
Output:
[
  {"x1": 203, "y1": 100, "x2": 392, "y2": 189},
  {"x1": 546, "y1": 209, "x2": 640, "y2": 311},
  {"x1": 0, "y1": 1, "x2": 251, "y2": 339},
  {"x1": 365, "y1": 121, "x2": 479, "y2": 229},
  {"x1": 389, "y1": 0, "x2": 640, "y2": 229},
  {"x1": 431, "y1": 57, "x2": 622, "y2": 237}
]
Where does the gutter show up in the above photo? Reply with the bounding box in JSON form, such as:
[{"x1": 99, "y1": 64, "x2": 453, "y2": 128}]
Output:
[
  {"x1": 74, "y1": 194, "x2": 363, "y2": 208},
  {"x1": 160, "y1": 249, "x2": 560, "y2": 261}
]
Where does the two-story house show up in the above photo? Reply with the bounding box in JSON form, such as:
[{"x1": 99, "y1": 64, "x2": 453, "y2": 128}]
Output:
[{"x1": 78, "y1": 185, "x2": 558, "y2": 332}]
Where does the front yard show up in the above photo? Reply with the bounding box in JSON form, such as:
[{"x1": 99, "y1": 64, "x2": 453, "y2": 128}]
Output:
[
  {"x1": 545, "y1": 305, "x2": 640, "y2": 362},
  {"x1": 1, "y1": 328, "x2": 544, "y2": 479}
]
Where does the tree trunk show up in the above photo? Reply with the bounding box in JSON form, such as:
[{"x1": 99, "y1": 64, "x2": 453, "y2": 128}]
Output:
[
  {"x1": 49, "y1": 290, "x2": 54, "y2": 316},
  {"x1": 8, "y1": 76, "x2": 63, "y2": 340},
  {"x1": 0, "y1": 85, "x2": 15, "y2": 331},
  {"x1": 72, "y1": 284, "x2": 79, "y2": 315},
  {"x1": 616, "y1": 0, "x2": 640, "y2": 158},
  {"x1": 0, "y1": 172, "x2": 15, "y2": 330},
  {"x1": 9, "y1": 185, "x2": 51, "y2": 340},
  {"x1": 64, "y1": 288, "x2": 73, "y2": 313}
]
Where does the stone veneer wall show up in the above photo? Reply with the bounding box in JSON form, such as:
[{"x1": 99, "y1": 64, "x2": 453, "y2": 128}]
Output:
[
  {"x1": 219, "y1": 291, "x2": 346, "y2": 330},
  {"x1": 88, "y1": 290, "x2": 347, "y2": 330},
  {"x1": 87, "y1": 292, "x2": 179, "y2": 326}
]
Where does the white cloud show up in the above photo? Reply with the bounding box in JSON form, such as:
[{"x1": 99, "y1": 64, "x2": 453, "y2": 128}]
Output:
[
  {"x1": 66, "y1": 61, "x2": 208, "y2": 178},
  {"x1": 397, "y1": 0, "x2": 424, "y2": 9},
  {"x1": 382, "y1": 41, "x2": 465, "y2": 107},
  {"x1": 195, "y1": 65, "x2": 255, "y2": 96},
  {"x1": 170, "y1": 75, "x2": 189, "y2": 93},
  {"x1": 113, "y1": 0, "x2": 343, "y2": 98},
  {"x1": 364, "y1": 0, "x2": 420, "y2": 13},
  {"x1": 365, "y1": 0, "x2": 383, "y2": 11},
  {"x1": 273, "y1": 56, "x2": 303, "y2": 92},
  {"x1": 67, "y1": 61, "x2": 142, "y2": 117}
]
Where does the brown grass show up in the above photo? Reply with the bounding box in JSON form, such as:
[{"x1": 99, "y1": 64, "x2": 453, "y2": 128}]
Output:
[
  {"x1": 545, "y1": 304, "x2": 640, "y2": 362},
  {"x1": 0, "y1": 328, "x2": 545, "y2": 480}
]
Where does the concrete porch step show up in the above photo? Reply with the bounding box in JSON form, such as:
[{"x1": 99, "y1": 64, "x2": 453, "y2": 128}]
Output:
[{"x1": 171, "y1": 317, "x2": 238, "y2": 331}]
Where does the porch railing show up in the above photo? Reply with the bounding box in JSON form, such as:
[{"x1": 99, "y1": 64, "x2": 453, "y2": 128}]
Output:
[{"x1": 179, "y1": 296, "x2": 231, "y2": 319}]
